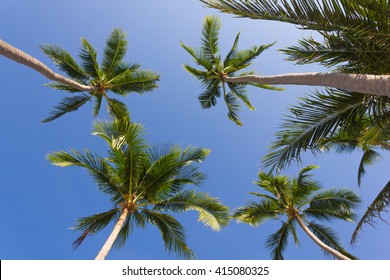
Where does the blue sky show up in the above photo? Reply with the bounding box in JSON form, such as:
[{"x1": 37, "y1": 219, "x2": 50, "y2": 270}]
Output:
[{"x1": 0, "y1": 0, "x2": 389, "y2": 260}]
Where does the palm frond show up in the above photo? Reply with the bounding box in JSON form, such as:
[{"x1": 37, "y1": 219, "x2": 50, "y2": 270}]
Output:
[
  {"x1": 201, "y1": 0, "x2": 387, "y2": 32},
  {"x1": 153, "y1": 190, "x2": 230, "y2": 231},
  {"x1": 227, "y1": 82, "x2": 256, "y2": 111},
  {"x1": 225, "y1": 43, "x2": 274, "y2": 71},
  {"x1": 47, "y1": 149, "x2": 124, "y2": 201},
  {"x1": 71, "y1": 209, "x2": 120, "y2": 249},
  {"x1": 92, "y1": 118, "x2": 145, "y2": 149},
  {"x1": 79, "y1": 38, "x2": 100, "y2": 78},
  {"x1": 233, "y1": 200, "x2": 281, "y2": 225},
  {"x1": 93, "y1": 95, "x2": 103, "y2": 117},
  {"x1": 181, "y1": 42, "x2": 213, "y2": 71},
  {"x1": 224, "y1": 32, "x2": 240, "y2": 65},
  {"x1": 293, "y1": 165, "x2": 322, "y2": 206},
  {"x1": 42, "y1": 94, "x2": 92, "y2": 123},
  {"x1": 105, "y1": 97, "x2": 129, "y2": 120},
  {"x1": 224, "y1": 92, "x2": 242, "y2": 126},
  {"x1": 141, "y1": 145, "x2": 210, "y2": 200},
  {"x1": 102, "y1": 28, "x2": 128, "y2": 73},
  {"x1": 265, "y1": 220, "x2": 292, "y2": 260},
  {"x1": 201, "y1": 15, "x2": 221, "y2": 63},
  {"x1": 306, "y1": 220, "x2": 358, "y2": 259},
  {"x1": 263, "y1": 89, "x2": 368, "y2": 169},
  {"x1": 198, "y1": 79, "x2": 222, "y2": 108},
  {"x1": 255, "y1": 171, "x2": 291, "y2": 205},
  {"x1": 357, "y1": 149, "x2": 382, "y2": 186},
  {"x1": 45, "y1": 82, "x2": 84, "y2": 93},
  {"x1": 351, "y1": 180, "x2": 390, "y2": 245},
  {"x1": 40, "y1": 44, "x2": 87, "y2": 82},
  {"x1": 182, "y1": 64, "x2": 213, "y2": 81},
  {"x1": 282, "y1": 31, "x2": 390, "y2": 74},
  {"x1": 303, "y1": 189, "x2": 360, "y2": 222},
  {"x1": 109, "y1": 69, "x2": 160, "y2": 96},
  {"x1": 142, "y1": 210, "x2": 195, "y2": 259}
]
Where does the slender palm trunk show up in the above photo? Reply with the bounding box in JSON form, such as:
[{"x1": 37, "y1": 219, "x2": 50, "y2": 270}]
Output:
[
  {"x1": 295, "y1": 215, "x2": 350, "y2": 260},
  {"x1": 0, "y1": 39, "x2": 94, "y2": 92},
  {"x1": 95, "y1": 208, "x2": 129, "y2": 260},
  {"x1": 223, "y1": 73, "x2": 390, "y2": 97}
]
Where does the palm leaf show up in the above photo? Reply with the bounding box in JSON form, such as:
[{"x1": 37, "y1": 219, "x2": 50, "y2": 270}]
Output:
[
  {"x1": 233, "y1": 200, "x2": 281, "y2": 225},
  {"x1": 105, "y1": 97, "x2": 129, "y2": 120},
  {"x1": 141, "y1": 145, "x2": 210, "y2": 200},
  {"x1": 180, "y1": 42, "x2": 213, "y2": 71},
  {"x1": 41, "y1": 44, "x2": 87, "y2": 82},
  {"x1": 351, "y1": 180, "x2": 390, "y2": 245},
  {"x1": 201, "y1": 0, "x2": 384, "y2": 32},
  {"x1": 93, "y1": 95, "x2": 103, "y2": 117},
  {"x1": 265, "y1": 220, "x2": 292, "y2": 260},
  {"x1": 109, "y1": 70, "x2": 160, "y2": 95},
  {"x1": 357, "y1": 149, "x2": 382, "y2": 186},
  {"x1": 224, "y1": 32, "x2": 240, "y2": 65},
  {"x1": 45, "y1": 82, "x2": 84, "y2": 93},
  {"x1": 153, "y1": 190, "x2": 230, "y2": 231},
  {"x1": 198, "y1": 79, "x2": 222, "y2": 108},
  {"x1": 225, "y1": 43, "x2": 274, "y2": 71},
  {"x1": 227, "y1": 82, "x2": 256, "y2": 111},
  {"x1": 79, "y1": 38, "x2": 100, "y2": 78},
  {"x1": 142, "y1": 210, "x2": 195, "y2": 259},
  {"x1": 224, "y1": 92, "x2": 242, "y2": 126},
  {"x1": 47, "y1": 149, "x2": 125, "y2": 201},
  {"x1": 303, "y1": 189, "x2": 360, "y2": 222},
  {"x1": 92, "y1": 118, "x2": 145, "y2": 149},
  {"x1": 102, "y1": 28, "x2": 128, "y2": 73},
  {"x1": 42, "y1": 94, "x2": 92, "y2": 123},
  {"x1": 71, "y1": 209, "x2": 120, "y2": 249},
  {"x1": 306, "y1": 220, "x2": 358, "y2": 259},
  {"x1": 201, "y1": 15, "x2": 221, "y2": 63},
  {"x1": 263, "y1": 89, "x2": 368, "y2": 169}
]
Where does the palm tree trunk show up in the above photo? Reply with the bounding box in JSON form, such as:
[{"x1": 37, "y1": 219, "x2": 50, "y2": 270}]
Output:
[
  {"x1": 95, "y1": 208, "x2": 129, "y2": 260},
  {"x1": 0, "y1": 39, "x2": 94, "y2": 92},
  {"x1": 223, "y1": 73, "x2": 390, "y2": 97},
  {"x1": 295, "y1": 215, "x2": 350, "y2": 260}
]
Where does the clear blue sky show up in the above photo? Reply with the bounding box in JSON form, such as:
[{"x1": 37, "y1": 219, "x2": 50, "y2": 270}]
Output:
[{"x1": 0, "y1": 0, "x2": 389, "y2": 260}]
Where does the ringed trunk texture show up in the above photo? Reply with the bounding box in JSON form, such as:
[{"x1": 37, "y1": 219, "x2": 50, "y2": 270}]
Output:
[
  {"x1": 0, "y1": 39, "x2": 94, "y2": 92},
  {"x1": 223, "y1": 73, "x2": 390, "y2": 97},
  {"x1": 95, "y1": 208, "x2": 129, "y2": 260},
  {"x1": 295, "y1": 215, "x2": 350, "y2": 260}
]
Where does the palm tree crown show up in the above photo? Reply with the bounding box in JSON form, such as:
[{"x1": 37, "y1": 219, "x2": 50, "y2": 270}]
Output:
[
  {"x1": 233, "y1": 166, "x2": 360, "y2": 259},
  {"x1": 47, "y1": 116, "x2": 229, "y2": 259},
  {"x1": 181, "y1": 15, "x2": 281, "y2": 126},
  {"x1": 41, "y1": 28, "x2": 160, "y2": 122}
]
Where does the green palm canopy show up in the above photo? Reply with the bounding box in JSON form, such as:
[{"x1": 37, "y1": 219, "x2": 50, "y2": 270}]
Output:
[
  {"x1": 41, "y1": 28, "x2": 160, "y2": 122},
  {"x1": 181, "y1": 15, "x2": 282, "y2": 126},
  {"x1": 233, "y1": 166, "x2": 360, "y2": 260},
  {"x1": 47, "y1": 116, "x2": 229, "y2": 259}
]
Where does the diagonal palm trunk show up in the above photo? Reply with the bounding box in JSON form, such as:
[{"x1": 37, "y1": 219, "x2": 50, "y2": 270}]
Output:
[
  {"x1": 95, "y1": 208, "x2": 129, "y2": 260},
  {"x1": 0, "y1": 39, "x2": 94, "y2": 92},
  {"x1": 223, "y1": 73, "x2": 390, "y2": 97},
  {"x1": 295, "y1": 215, "x2": 350, "y2": 260}
]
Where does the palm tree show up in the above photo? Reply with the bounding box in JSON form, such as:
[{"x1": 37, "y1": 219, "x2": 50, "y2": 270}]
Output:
[
  {"x1": 47, "y1": 116, "x2": 230, "y2": 260},
  {"x1": 182, "y1": 15, "x2": 390, "y2": 121},
  {"x1": 181, "y1": 15, "x2": 282, "y2": 125},
  {"x1": 233, "y1": 166, "x2": 360, "y2": 260},
  {"x1": 0, "y1": 29, "x2": 160, "y2": 122}
]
